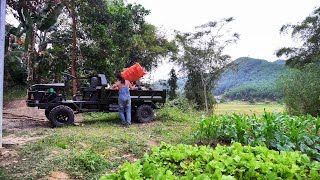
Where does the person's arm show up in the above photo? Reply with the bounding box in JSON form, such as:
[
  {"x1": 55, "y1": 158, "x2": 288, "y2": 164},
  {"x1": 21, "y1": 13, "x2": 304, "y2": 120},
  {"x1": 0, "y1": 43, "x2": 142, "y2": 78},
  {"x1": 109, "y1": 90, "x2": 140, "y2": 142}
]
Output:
[
  {"x1": 112, "y1": 82, "x2": 119, "y2": 90},
  {"x1": 127, "y1": 80, "x2": 133, "y2": 90}
]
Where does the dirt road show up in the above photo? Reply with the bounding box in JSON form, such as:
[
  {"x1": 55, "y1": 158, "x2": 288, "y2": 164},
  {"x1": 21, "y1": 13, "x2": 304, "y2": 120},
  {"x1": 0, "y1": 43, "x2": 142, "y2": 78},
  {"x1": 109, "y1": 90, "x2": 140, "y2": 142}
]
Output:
[{"x1": 0, "y1": 100, "x2": 51, "y2": 166}]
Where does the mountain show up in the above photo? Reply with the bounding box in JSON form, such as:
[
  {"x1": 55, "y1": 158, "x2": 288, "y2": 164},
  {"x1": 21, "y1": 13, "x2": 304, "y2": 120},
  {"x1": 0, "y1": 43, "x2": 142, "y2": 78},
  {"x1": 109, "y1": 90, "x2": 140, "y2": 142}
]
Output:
[
  {"x1": 215, "y1": 57, "x2": 288, "y2": 96},
  {"x1": 273, "y1": 59, "x2": 286, "y2": 65},
  {"x1": 152, "y1": 57, "x2": 288, "y2": 100}
]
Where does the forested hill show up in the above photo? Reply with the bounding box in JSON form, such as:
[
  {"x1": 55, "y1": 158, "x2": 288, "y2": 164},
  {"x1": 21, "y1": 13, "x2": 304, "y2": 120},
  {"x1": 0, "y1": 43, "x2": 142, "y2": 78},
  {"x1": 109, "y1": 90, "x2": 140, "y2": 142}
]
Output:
[
  {"x1": 152, "y1": 57, "x2": 287, "y2": 100},
  {"x1": 215, "y1": 57, "x2": 287, "y2": 97}
]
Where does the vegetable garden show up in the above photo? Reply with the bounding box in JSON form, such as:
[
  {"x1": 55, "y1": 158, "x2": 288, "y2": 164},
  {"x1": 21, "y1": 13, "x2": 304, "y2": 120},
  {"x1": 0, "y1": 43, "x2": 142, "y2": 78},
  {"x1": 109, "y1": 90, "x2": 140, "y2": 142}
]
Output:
[
  {"x1": 101, "y1": 112, "x2": 320, "y2": 179},
  {"x1": 102, "y1": 143, "x2": 320, "y2": 179},
  {"x1": 195, "y1": 112, "x2": 320, "y2": 161}
]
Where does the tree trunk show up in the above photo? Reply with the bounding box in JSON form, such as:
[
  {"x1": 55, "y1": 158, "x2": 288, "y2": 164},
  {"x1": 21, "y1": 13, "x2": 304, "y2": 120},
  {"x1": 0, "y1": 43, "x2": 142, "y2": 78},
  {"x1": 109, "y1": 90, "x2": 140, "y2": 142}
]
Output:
[
  {"x1": 200, "y1": 72, "x2": 209, "y2": 113},
  {"x1": 27, "y1": 24, "x2": 36, "y2": 83},
  {"x1": 71, "y1": 0, "x2": 77, "y2": 95},
  {"x1": 203, "y1": 84, "x2": 208, "y2": 113}
]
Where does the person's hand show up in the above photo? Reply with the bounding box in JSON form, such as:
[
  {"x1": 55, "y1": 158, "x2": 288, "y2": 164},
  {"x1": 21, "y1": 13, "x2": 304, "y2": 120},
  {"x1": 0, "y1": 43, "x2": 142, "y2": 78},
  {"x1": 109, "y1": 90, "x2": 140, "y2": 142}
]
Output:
[{"x1": 112, "y1": 82, "x2": 119, "y2": 90}]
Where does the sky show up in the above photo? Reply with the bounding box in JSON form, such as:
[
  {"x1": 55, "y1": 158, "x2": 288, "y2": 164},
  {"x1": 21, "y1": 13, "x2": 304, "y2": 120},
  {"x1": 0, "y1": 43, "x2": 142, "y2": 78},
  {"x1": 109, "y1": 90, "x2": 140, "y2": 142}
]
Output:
[
  {"x1": 6, "y1": 1, "x2": 320, "y2": 81},
  {"x1": 127, "y1": 0, "x2": 320, "y2": 81}
]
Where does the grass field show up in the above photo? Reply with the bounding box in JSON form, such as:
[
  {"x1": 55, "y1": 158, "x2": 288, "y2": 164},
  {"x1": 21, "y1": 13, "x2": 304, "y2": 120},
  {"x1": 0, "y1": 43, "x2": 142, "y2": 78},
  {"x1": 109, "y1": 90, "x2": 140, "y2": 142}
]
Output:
[
  {"x1": 214, "y1": 101, "x2": 284, "y2": 115},
  {"x1": 0, "y1": 101, "x2": 285, "y2": 179},
  {"x1": 0, "y1": 112, "x2": 198, "y2": 179}
]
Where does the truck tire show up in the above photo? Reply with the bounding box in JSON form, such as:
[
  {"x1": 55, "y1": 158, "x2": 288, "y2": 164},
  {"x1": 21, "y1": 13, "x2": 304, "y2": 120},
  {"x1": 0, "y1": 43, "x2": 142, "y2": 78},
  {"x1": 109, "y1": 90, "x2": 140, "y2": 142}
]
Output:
[
  {"x1": 49, "y1": 105, "x2": 74, "y2": 127},
  {"x1": 136, "y1": 104, "x2": 154, "y2": 123}
]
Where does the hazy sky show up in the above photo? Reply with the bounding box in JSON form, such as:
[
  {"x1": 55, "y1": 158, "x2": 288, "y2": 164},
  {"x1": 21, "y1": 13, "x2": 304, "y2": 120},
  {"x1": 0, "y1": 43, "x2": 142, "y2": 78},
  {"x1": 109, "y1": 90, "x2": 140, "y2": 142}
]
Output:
[
  {"x1": 127, "y1": 0, "x2": 320, "y2": 80},
  {"x1": 7, "y1": 1, "x2": 320, "y2": 81}
]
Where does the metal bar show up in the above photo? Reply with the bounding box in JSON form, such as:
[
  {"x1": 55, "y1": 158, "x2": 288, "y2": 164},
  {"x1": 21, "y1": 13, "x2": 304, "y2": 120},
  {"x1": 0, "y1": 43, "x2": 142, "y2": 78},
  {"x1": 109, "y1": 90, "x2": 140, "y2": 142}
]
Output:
[{"x1": 0, "y1": 0, "x2": 6, "y2": 148}]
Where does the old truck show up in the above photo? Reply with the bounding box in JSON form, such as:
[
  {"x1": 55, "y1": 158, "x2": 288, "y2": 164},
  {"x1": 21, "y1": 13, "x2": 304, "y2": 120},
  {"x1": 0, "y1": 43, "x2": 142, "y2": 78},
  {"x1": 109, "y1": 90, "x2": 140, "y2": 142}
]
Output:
[{"x1": 26, "y1": 73, "x2": 166, "y2": 127}]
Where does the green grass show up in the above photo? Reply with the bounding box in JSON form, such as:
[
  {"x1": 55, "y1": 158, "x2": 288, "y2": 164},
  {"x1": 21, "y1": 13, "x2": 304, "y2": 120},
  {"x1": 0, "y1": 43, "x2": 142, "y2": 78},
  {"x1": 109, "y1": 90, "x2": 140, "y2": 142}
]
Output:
[
  {"x1": 0, "y1": 102, "x2": 286, "y2": 179},
  {"x1": 4, "y1": 86, "x2": 26, "y2": 103},
  {"x1": 1, "y1": 111, "x2": 199, "y2": 180},
  {"x1": 214, "y1": 101, "x2": 284, "y2": 115}
]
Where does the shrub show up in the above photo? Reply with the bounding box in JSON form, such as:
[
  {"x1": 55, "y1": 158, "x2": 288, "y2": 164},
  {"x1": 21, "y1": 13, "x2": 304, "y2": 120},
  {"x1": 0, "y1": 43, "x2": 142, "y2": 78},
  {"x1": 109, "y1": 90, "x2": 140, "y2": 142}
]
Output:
[{"x1": 278, "y1": 63, "x2": 320, "y2": 116}]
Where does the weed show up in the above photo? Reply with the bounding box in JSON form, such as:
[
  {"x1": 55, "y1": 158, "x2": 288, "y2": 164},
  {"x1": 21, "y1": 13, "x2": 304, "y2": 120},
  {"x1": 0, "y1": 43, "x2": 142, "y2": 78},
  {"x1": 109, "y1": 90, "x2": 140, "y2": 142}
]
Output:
[
  {"x1": 3, "y1": 150, "x2": 68, "y2": 180},
  {"x1": 126, "y1": 139, "x2": 145, "y2": 157},
  {"x1": 0, "y1": 167, "x2": 8, "y2": 180},
  {"x1": 68, "y1": 150, "x2": 111, "y2": 173},
  {"x1": 83, "y1": 112, "x2": 120, "y2": 123},
  {"x1": 152, "y1": 126, "x2": 166, "y2": 135}
]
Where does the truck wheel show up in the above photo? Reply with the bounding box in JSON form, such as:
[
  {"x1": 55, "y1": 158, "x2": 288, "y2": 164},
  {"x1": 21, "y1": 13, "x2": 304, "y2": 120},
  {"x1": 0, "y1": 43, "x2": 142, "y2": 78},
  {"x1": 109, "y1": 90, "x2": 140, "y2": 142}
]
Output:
[
  {"x1": 49, "y1": 105, "x2": 74, "y2": 127},
  {"x1": 136, "y1": 104, "x2": 154, "y2": 123}
]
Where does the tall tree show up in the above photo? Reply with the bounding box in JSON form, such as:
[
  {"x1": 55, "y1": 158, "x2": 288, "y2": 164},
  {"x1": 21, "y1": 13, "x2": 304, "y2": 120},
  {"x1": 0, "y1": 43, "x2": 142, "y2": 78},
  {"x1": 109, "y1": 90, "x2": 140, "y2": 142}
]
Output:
[
  {"x1": 4, "y1": 24, "x2": 27, "y2": 87},
  {"x1": 276, "y1": 6, "x2": 320, "y2": 115},
  {"x1": 276, "y1": 7, "x2": 320, "y2": 67},
  {"x1": 7, "y1": 0, "x2": 64, "y2": 83},
  {"x1": 168, "y1": 68, "x2": 177, "y2": 100},
  {"x1": 77, "y1": 0, "x2": 177, "y2": 78},
  {"x1": 175, "y1": 18, "x2": 239, "y2": 112},
  {"x1": 6, "y1": 0, "x2": 177, "y2": 87},
  {"x1": 61, "y1": 0, "x2": 78, "y2": 95}
]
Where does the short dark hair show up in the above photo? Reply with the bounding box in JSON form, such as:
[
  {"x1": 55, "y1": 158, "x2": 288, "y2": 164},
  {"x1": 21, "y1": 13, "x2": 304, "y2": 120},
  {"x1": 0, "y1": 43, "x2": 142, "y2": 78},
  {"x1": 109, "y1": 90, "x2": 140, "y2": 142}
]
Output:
[{"x1": 116, "y1": 73, "x2": 125, "y2": 84}]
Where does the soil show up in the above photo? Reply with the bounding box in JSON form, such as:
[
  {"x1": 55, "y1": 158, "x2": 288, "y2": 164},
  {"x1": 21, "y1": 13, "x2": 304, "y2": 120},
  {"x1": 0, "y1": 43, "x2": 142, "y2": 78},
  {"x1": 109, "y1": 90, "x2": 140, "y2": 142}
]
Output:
[
  {"x1": 0, "y1": 99, "x2": 85, "y2": 169},
  {"x1": 1, "y1": 100, "x2": 52, "y2": 167},
  {"x1": 45, "y1": 171, "x2": 71, "y2": 180},
  {"x1": 3, "y1": 99, "x2": 50, "y2": 131},
  {"x1": 148, "y1": 139, "x2": 160, "y2": 147}
]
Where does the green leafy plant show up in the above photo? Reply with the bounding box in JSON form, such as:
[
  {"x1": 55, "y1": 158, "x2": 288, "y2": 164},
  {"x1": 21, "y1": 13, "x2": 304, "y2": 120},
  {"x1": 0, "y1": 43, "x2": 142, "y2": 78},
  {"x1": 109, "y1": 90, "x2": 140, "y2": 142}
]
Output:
[
  {"x1": 194, "y1": 112, "x2": 320, "y2": 160},
  {"x1": 101, "y1": 143, "x2": 320, "y2": 179}
]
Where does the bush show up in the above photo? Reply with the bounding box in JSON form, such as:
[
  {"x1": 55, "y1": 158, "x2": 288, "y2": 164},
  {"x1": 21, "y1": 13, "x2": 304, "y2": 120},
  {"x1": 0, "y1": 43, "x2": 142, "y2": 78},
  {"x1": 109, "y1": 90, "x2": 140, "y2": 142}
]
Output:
[
  {"x1": 101, "y1": 143, "x2": 320, "y2": 179},
  {"x1": 156, "y1": 97, "x2": 200, "y2": 121},
  {"x1": 278, "y1": 63, "x2": 320, "y2": 116}
]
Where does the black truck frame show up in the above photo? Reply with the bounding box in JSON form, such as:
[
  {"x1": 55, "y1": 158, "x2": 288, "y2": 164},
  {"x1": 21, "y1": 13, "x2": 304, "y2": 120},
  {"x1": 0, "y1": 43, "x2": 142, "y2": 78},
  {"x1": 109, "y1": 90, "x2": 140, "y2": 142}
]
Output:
[{"x1": 26, "y1": 73, "x2": 166, "y2": 127}]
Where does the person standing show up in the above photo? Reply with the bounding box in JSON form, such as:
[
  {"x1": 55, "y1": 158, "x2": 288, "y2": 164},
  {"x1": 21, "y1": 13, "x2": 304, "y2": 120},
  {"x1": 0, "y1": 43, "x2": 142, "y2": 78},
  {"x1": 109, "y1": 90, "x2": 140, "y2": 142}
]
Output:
[{"x1": 112, "y1": 73, "x2": 133, "y2": 127}]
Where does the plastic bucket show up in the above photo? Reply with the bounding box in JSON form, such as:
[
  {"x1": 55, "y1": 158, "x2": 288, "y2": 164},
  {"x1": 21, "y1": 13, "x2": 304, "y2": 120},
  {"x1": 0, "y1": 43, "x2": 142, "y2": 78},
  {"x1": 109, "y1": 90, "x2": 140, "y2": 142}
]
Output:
[{"x1": 121, "y1": 63, "x2": 146, "y2": 82}]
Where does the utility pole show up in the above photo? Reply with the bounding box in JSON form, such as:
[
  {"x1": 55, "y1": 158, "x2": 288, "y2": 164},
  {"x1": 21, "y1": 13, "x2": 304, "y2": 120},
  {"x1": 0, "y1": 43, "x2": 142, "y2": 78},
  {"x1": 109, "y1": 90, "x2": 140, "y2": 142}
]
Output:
[{"x1": 0, "y1": 0, "x2": 7, "y2": 148}]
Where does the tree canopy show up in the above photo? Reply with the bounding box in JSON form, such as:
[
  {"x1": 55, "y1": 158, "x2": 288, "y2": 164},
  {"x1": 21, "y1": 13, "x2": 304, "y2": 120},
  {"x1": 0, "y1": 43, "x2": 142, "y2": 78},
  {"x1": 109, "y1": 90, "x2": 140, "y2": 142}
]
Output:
[
  {"x1": 276, "y1": 7, "x2": 320, "y2": 67},
  {"x1": 5, "y1": 0, "x2": 177, "y2": 86}
]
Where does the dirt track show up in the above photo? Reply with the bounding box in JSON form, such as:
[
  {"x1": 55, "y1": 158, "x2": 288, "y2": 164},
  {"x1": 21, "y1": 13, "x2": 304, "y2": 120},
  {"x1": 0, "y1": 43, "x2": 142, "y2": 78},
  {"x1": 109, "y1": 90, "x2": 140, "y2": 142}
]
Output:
[
  {"x1": 0, "y1": 100, "x2": 52, "y2": 166},
  {"x1": 3, "y1": 99, "x2": 51, "y2": 131}
]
